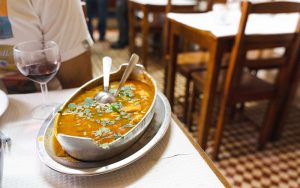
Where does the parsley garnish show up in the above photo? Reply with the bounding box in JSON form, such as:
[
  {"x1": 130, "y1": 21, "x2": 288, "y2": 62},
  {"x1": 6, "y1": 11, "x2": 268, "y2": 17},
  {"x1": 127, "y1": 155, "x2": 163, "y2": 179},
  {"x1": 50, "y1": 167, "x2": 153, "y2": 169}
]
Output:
[
  {"x1": 123, "y1": 124, "x2": 134, "y2": 128},
  {"x1": 94, "y1": 127, "x2": 111, "y2": 137},
  {"x1": 84, "y1": 97, "x2": 94, "y2": 108},
  {"x1": 68, "y1": 103, "x2": 77, "y2": 109},
  {"x1": 113, "y1": 133, "x2": 123, "y2": 140}
]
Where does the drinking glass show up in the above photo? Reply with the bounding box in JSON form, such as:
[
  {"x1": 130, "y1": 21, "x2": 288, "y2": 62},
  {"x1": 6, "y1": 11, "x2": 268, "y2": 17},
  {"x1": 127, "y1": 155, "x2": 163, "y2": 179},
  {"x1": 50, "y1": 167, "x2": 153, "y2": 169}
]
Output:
[{"x1": 13, "y1": 40, "x2": 61, "y2": 119}]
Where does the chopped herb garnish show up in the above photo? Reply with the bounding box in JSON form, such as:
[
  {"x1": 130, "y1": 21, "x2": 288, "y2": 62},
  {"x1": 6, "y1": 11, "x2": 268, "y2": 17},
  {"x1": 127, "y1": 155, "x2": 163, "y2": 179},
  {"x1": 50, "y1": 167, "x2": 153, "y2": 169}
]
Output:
[
  {"x1": 99, "y1": 143, "x2": 110, "y2": 149},
  {"x1": 96, "y1": 119, "x2": 115, "y2": 126},
  {"x1": 68, "y1": 103, "x2": 77, "y2": 109},
  {"x1": 110, "y1": 103, "x2": 121, "y2": 113},
  {"x1": 123, "y1": 124, "x2": 134, "y2": 128},
  {"x1": 113, "y1": 133, "x2": 123, "y2": 140},
  {"x1": 119, "y1": 86, "x2": 135, "y2": 98},
  {"x1": 115, "y1": 116, "x2": 121, "y2": 121},
  {"x1": 94, "y1": 127, "x2": 110, "y2": 137},
  {"x1": 84, "y1": 97, "x2": 94, "y2": 108},
  {"x1": 120, "y1": 111, "x2": 127, "y2": 116}
]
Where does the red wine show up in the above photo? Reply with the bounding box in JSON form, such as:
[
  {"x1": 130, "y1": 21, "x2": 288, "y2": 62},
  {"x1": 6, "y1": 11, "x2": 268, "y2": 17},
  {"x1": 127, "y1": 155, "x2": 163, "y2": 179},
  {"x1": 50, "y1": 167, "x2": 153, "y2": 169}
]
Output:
[{"x1": 21, "y1": 63, "x2": 59, "y2": 83}]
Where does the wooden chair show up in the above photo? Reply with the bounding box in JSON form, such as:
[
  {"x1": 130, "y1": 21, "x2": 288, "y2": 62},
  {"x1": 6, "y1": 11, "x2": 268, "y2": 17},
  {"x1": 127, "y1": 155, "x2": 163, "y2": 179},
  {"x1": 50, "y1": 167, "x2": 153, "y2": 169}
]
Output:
[
  {"x1": 210, "y1": 1, "x2": 300, "y2": 160},
  {"x1": 164, "y1": 0, "x2": 227, "y2": 124}
]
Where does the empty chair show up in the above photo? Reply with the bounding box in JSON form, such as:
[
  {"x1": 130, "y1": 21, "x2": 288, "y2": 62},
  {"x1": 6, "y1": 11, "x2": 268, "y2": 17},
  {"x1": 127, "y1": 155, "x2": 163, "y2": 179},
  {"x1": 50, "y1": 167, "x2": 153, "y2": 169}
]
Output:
[{"x1": 210, "y1": 1, "x2": 300, "y2": 160}]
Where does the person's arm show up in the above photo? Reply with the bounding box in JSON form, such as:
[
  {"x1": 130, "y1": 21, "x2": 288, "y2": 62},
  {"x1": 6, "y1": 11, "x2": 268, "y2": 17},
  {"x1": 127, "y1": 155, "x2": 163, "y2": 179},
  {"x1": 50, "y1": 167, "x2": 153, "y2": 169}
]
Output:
[{"x1": 36, "y1": 0, "x2": 94, "y2": 88}]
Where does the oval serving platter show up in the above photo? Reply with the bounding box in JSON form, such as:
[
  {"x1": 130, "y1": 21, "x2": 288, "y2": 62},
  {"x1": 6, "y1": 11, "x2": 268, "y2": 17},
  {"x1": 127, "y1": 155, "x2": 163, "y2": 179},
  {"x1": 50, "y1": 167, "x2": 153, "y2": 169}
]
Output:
[
  {"x1": 54, "y1": 64, "x2": 158, "y2": 161},
  {"x1": 37, "y1": 91, "x2": 171, "y2": 176}
]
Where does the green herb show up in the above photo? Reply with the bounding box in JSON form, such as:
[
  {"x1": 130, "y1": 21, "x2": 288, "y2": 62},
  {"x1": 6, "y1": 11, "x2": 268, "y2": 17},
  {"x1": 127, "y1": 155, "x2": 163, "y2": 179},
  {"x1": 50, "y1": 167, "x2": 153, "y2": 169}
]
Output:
[
  {"x1": 99, "y1": 143, "x2": 110, "y2": 149},
  {"x1": 119, "y1": 86, "x2": 135, "y2": 98},
  {"x1": 94, "y1": 127, "x2": 110, "y2": 137},
  {"x1": 115, "y1": 116, "x2": 121, "y2": 121},
  {"x1": 96, "y1": 120, "x2": 115, "y2": 126},
  {"x1": 68, "y1": 103, "x2": 77, "y2": 109},
  {"x1": 113, "y1": 133, "x2": 123, "y2": 140},
  {"x1": 84, "y1": 97, "x2": 94, "y2": 108},
  {"x1": 110, "y1": 103, "x2": 121, "y2": 113},
  {"x1": 123, "y1": 124, "x2": 134, "y2": 128}
]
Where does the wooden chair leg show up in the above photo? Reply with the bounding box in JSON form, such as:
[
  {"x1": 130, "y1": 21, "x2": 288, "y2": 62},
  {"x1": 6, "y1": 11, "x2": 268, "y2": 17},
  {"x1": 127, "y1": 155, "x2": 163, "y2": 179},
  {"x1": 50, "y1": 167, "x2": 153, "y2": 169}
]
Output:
[
  {"x1": 163, "y1": 61, "x2": 168, "y2": 94},
  {"x1": 187, "y1": 83, "x2": 198, "y2": 131},
  {"x1": 128, "y1": 2, "x2": 135, "y2": 54},
  {"x1": 257, "y1": 98, "x2": 282, "y2": 150},
  {"x1": 212, "y1": 98, "x2": 229, "y2": 161},
  {"x1": 141, "y1": 8, "x2": 149, "y2": 69},
  {"x1": 183, "y1": 75, "x2": 191, "y2": 123}
]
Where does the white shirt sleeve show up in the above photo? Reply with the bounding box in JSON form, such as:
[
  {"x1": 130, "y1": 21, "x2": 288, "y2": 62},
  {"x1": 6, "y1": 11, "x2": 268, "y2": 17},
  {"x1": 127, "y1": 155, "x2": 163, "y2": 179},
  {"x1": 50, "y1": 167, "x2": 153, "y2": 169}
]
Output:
[{"x1": 2, "y1": 0, "x2": 93, "y2": 62}]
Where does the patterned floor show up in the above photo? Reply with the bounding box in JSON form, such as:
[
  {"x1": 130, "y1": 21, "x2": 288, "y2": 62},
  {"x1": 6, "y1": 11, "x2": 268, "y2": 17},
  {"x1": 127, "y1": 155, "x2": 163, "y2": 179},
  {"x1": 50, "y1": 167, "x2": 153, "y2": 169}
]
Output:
[{"x1": 92, "y1": 30, "x2": 300, "y2": 188}]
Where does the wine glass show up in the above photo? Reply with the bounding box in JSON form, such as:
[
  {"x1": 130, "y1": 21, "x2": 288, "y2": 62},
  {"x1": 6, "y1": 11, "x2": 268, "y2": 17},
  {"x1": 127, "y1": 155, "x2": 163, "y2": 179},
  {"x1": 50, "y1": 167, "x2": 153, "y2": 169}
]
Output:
[{"x1": 13, "y1": 40, "x2": 61, "y2": 119}]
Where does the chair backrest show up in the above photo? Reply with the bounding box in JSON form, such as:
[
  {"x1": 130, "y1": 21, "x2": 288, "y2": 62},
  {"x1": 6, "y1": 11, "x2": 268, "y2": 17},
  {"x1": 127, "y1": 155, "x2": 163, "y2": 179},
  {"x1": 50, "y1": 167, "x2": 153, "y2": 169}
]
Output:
[
  {"x1": 164, "y1": 0, "x2": 227, "y2": 57},
  {"x1": 226, "y1": 1, "x2": 300, "y2": 94},
  {"x1": 166, "y1": 0, "x2": 200, "y2": 13},
  {"x1": 166, "y1": 0, "x2": 227, "y2": 13}
]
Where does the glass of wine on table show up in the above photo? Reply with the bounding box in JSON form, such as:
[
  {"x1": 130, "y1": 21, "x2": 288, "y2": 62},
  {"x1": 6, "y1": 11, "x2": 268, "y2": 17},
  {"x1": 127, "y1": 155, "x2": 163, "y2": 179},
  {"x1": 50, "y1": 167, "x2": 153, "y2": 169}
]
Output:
[{"x1": 13, "y1": 40, "x2": 61, "y2": 119}]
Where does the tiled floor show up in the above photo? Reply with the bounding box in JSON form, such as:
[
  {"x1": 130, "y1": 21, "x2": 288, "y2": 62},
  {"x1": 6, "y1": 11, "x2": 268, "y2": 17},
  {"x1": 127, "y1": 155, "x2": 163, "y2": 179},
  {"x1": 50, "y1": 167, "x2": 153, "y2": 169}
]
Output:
[{"x1": 92, "y1": 31, "x2": 300, "y2": 188}]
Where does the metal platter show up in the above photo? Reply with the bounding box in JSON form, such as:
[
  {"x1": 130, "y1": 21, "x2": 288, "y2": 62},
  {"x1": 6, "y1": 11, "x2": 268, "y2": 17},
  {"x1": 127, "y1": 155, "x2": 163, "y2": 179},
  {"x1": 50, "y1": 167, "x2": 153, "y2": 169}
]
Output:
[{"x1": 37, "y1": 91, "x2": 171, "y2": 176}]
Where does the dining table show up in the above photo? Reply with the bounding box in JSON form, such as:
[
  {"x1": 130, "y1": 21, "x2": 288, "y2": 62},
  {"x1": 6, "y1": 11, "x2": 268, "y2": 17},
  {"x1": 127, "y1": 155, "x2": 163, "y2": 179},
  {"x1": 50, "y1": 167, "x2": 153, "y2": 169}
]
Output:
[
  {"x1": 128, "y1": 0, "x2": 198, "y2": 68},
  {"x1": 165, "y1": 6, "x2": 299, "y2": 150},
  {"x1": 0, "y1": 88, "x2": 230, "y2": 187}
]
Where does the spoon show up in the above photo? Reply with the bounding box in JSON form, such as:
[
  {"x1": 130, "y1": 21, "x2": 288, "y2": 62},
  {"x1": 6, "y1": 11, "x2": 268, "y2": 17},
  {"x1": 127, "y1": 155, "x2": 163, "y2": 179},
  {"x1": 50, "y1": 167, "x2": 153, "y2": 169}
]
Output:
[
  {"x1": 94, "y1": 56, "x2": 114, "y2": 103},
  {"x1": 113, "y1": 53, "x2": 139, "y2": 98},
  {"x1": 95, "y1": 53, "x2": 140, "y2": 104}
]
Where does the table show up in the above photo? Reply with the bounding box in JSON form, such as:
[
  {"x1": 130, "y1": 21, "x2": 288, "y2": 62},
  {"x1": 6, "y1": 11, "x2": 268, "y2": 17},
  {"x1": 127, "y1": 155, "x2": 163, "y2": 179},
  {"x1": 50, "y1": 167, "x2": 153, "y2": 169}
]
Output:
[
  {"x1": 128, "y1": 0, "x2": 197, "y2": 68},
  {"x1": 166, "y1": 10, "x2": 299, "y2": 149},
  {"x1": 1, "y1": 89, "x2": 230, "y2": 187}
]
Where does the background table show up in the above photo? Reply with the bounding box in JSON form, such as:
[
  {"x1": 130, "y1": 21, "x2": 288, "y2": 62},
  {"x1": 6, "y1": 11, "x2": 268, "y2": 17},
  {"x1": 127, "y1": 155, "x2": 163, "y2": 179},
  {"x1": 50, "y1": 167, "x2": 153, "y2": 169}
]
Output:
[
  {"x1": 166, "y1": 10, "x2": 299, "y2": 150},
  {"x1": 1, "y1": 89, "x2": 229, "y2": 187},
  {"x1": 128, "y1": 0, "x2": 197, "y2": 68}
]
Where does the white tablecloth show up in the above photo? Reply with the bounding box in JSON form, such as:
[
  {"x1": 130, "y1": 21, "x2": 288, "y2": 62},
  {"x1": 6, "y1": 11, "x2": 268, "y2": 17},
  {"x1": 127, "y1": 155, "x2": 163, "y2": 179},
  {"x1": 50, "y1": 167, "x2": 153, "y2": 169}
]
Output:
[
  {"x1": 167, "y1": 8, "x2": 299, "y2": 37},
  {"x1": 1, "y1": 89, "x2": 225, "y2": 188},
  {"x1": 130, "y1": 0, "x2": 196, "y2": 6}
]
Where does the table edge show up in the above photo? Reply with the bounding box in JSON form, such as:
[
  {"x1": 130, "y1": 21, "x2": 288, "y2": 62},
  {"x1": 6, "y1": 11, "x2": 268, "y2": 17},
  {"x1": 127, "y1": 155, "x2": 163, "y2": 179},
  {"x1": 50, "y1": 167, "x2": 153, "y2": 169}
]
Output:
[{"x1": 172, "y1": 114, "x2": 231, "y2": 188}]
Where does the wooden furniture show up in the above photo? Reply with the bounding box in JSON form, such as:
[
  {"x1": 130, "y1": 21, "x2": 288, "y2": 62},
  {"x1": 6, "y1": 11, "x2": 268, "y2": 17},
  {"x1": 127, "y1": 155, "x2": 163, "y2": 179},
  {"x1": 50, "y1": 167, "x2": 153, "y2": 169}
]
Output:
[
  {"x1": 211, "y1": 1, "x2": 300, "y2": 160},
  {"x1": 270, "y1": 42, "x2": 300, "y2": 141},
  {"x1": 166, "y1": 4, "x2": 299, "y2": 150},
  {"x1": 128, "y1": 0, "x2": 200, "y2": 68},
  {"x1": 164, "y1": 0, "x2": 217, "y2": 124},
  {"x1": 1, "y1": 89, "x2": 230, "y2": 187}
]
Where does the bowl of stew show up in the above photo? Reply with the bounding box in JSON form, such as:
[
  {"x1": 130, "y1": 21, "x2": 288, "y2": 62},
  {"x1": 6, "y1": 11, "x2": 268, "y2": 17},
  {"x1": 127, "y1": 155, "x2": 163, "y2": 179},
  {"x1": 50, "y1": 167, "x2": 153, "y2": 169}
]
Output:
[{"x1": 53, "y1": 64, "x2": 157, "y2": 161}]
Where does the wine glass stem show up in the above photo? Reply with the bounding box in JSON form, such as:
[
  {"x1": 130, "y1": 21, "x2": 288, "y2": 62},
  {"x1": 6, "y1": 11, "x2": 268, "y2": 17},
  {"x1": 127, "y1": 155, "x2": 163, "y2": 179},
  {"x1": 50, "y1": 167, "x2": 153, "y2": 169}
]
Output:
[{"x1": 40, "y1": 83, "x2": 48, "y2": 105}]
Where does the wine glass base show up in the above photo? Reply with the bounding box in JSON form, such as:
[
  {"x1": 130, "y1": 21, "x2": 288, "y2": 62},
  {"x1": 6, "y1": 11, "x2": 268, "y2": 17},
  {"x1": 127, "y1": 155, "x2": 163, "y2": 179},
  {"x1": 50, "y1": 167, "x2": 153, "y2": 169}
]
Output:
[{"x1": 31, "y1": 104, "x2": 59, "y2": 120}]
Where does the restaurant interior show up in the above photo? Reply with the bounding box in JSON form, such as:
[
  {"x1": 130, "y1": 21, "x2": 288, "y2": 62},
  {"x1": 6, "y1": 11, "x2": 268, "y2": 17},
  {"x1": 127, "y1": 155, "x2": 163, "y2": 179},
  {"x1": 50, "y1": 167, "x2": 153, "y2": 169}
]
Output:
[{"x1": 0, "y1": 0, "x2": 299, "y2": 187}]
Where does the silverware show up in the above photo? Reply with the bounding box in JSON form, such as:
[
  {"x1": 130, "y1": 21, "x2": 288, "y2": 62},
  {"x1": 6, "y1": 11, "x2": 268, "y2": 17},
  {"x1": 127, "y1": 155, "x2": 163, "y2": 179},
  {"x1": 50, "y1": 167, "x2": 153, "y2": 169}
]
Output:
[
  {"x1": 0, "y1": 131, "x2": 11, "y2": 186},
  {"x1": 94, "y1": 56, "x2": 114, "y2": 103},
  {"x1": 94, "y1": 54, "x2": 139, "y2": 104},
  {"x1": 0, "y1": 131, "x2": 11, "y2": 150},
  {"x1": 113, "y1": 53, "x2": 139, "y2": 97}
]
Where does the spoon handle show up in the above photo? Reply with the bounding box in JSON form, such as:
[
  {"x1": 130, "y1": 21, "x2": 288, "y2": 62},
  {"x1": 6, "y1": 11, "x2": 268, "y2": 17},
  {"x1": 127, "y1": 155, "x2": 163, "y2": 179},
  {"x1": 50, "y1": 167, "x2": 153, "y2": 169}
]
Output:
[
  {"x1": 114, "y1": 54, "x2": 139, "y2": 97},
  {"x1": 102, "y1": 56, "x2": 112, "y2": 92}
]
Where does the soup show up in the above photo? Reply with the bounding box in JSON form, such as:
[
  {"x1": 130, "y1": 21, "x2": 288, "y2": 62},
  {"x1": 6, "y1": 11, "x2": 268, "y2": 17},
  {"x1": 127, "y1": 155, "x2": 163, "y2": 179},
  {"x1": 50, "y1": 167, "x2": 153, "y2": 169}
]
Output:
[{"x1": 55, "y1": 80, "x2": 154, "y2": 148}]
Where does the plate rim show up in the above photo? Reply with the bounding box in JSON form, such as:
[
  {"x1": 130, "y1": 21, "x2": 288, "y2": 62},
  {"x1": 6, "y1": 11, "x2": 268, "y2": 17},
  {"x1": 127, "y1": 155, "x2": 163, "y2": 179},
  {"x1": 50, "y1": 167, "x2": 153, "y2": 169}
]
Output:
[
  {"x1": 37, "y1": 91, "x2": 171, "y2": 176},
  {"x1": 0, "y1": 89, "x2": 9, "y2": 117}
]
